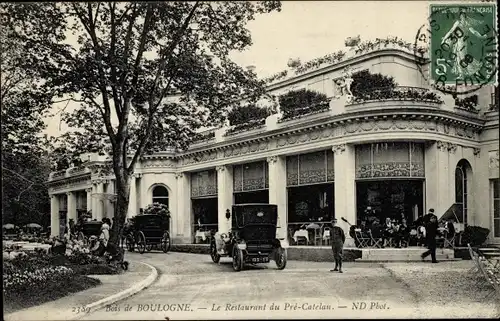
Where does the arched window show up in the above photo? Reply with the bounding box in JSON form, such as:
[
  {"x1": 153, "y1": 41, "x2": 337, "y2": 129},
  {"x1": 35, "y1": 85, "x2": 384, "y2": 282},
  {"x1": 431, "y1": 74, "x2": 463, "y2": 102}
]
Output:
[
  {"x1": 455, "y1": 161, "x2": 468, "y2": 225},
  {"x1": 152, "y1": 185, "x2": 169, "y2": 207}
]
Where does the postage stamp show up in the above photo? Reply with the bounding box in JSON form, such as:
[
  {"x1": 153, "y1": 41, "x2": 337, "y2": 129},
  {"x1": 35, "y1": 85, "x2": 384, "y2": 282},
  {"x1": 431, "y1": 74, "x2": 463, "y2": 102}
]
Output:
[{"x1": 415, "y1": 2, "x2": 498, "y2": 95}]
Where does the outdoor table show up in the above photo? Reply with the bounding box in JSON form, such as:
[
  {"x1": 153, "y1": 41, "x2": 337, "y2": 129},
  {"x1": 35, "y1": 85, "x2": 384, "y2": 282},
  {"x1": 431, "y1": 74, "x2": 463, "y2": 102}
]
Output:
[{"x1": 293, "y1": 229, "x2": 309, "y2": 244}]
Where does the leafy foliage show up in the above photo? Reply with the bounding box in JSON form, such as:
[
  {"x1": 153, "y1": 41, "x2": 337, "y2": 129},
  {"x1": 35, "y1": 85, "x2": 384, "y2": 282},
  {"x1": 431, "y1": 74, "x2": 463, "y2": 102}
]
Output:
[
  {"x1": 350, "y1": 70, "x2": 397, "y2": 98},
  {"x1": 0, "y1": 2, "x2": 281, "y2": 246},
  {"x1": 227, "y1": 104, "x2": 271, "y2": 126},
  {"x1": 143, "y1": 202, "x2": 170, "y2": 218},
  {"x1": 454, "y1": 95, "x2": 479, "y2": 111},
  {"x1": 0, "y1": 26, "x2": 53, "y2": 227},
  {"x1": 278, "y1": 88, "x2": 329, "y2": 120}
]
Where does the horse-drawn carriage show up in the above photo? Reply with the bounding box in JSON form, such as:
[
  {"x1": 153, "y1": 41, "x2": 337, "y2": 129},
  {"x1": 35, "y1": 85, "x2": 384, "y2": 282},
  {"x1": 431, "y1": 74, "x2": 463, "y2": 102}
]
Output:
[
  {"x1": 75, "y1": 221, "x2": 103, "y2": 245},
  {"x1": 210, "y1": 203, "x2": 288, "y2": 272},
  {"x1": 125, "y1": 214, "x2": 171, "y2": 254}
]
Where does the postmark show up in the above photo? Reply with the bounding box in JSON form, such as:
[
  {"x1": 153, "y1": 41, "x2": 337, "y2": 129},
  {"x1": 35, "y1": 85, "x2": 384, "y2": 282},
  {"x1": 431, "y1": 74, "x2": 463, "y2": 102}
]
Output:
[{"x1": 414, "y1": 2, "x2": 498, "y2": 95}]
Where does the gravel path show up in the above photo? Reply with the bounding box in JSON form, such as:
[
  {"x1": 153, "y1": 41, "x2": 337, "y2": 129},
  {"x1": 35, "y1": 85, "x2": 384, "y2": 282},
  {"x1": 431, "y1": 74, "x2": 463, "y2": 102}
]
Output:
[{"x1": 382, "y1": 261, "x2": 500, "y2": 318}]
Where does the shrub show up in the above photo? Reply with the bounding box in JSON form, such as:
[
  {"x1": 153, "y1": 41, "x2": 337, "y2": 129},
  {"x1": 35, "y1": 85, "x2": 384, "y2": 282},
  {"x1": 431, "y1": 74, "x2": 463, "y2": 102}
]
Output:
[
  {"x1": 278, "y1": 89, "x2": 329, "y2": 119},
  {"x1": 143, "y1": 202, "x2": 170, "y2": 217},
  {"x1": 461, "y1": 226, "x2": 490, "y2": 247},
  {"x1": 350, "y1": 70, "x2": 397, "y2": 98},
  {"x1": 227, "y1": 104, "x2": 271, "y2": 126}
]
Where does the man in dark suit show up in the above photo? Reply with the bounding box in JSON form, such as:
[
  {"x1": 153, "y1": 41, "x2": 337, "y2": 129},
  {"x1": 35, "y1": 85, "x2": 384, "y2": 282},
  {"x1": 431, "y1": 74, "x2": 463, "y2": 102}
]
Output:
[
  {"x1": 421, "y1": 214, "x2": 439, "y2": 263},
  {"x1": 423, "y1": 208, "x2": 437, "y2": 225},
  {"x1": 330, "y1": 218, "x2": 346, "y2": 273}
]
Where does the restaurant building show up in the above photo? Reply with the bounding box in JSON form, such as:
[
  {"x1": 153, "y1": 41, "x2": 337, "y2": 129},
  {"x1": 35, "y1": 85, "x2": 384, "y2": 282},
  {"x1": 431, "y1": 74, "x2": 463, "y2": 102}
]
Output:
[{"x1": 48, "y1": 38, "x2": 499, "y2": 246}]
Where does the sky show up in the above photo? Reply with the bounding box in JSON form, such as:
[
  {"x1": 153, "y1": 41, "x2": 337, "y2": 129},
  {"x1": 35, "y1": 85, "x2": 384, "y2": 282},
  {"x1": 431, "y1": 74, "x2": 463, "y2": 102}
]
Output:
[{"x1": 44, "y1": 0, "x2": 436, "y2": 138}]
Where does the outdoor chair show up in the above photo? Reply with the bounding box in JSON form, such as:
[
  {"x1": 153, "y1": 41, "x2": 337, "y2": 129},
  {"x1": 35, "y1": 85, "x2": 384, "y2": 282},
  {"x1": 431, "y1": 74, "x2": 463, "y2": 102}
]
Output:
[
  {"x1": 443, "y1": 230, "x2": 456, "y2": 248},
  {"x1": 368, "y1": 229, "x2": 383, "y2": 248},
  {"x1": 295, "y1": 235, "x2": 308, "y2": 245},
  {"x1": 322, "y1": 227, "x2": 331, "y2": 246},
  {"x1": 354, "y1": 229, "x2": 370, "y2": 248}
]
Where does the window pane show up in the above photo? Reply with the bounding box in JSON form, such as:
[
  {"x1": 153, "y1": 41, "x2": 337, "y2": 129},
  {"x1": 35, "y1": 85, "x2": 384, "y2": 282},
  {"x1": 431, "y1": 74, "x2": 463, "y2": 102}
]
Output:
[
  {"x1": 494, "y1": 219, "x2": 500, "y2": 238},
  {"x1": 233, "y1": 165, "x2": 243, "y2": 192},
  {"x1": 326, "y1": 149, "x2": 335, "y2": 181},
  {"x1": 243, "y1": 161, "x2": 265, "y2": 191},
  {"x1": 494, "y1": 200, "x2": 500, "y2": 218},
  {"x1": 153, "y1": 186, "x2": 168, "y2": 197},
  {"x1": 494, "y1": 179, "x2": 500, "y2": 198},
  {"x1": 455, "y1": 168, "x2": 463, "y2": 203},
  {"x1": 355, "y1": 144, "x2": 372, "y2": 178},
  {"x1": 286, "y1": 155, "x2": 299, "y2": 186}
]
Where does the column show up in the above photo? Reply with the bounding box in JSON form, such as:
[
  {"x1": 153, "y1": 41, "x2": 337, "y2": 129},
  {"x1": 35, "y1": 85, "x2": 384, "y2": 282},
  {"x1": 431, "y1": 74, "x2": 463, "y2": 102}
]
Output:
[
  {"x1": 86, "y1": 188, "x2": 92, "y2": 215},
  {"x1": 176, "y1": 172, "x2": 191, "y2": 243},
  {"x1": 50, "y1": 195, "x2": 60, "y2": 237},
  {"x1": 127, "y1": 176, "x2": 137, "y2": 218},
  {"x1": 95, "y1": 181, "x2": 104, "y2": 220},
  {"x1": 333, "y1": 144, "x2": 356, "y2": 247},
  {"x1": 91, "y1": 182, "x2": 97, "y2": 219},
  {"x1": 217, "y1": 165, "x2": 233, "y2": 233},
  {"x1": 425, "y1": 141, "x2": 451, "y2": 217},
  {"x1": 267, "y1": 156, "x2": 288, "y2": 240},
  {"x1": 66, "y1": 191, "x2": 77, "y2": 224},
  {"x1": 107, "y1": 180, "x2": 115, "y2": 218},
  {"x1": 137, "y1": 174, "x2": 146, "y2": 213}
]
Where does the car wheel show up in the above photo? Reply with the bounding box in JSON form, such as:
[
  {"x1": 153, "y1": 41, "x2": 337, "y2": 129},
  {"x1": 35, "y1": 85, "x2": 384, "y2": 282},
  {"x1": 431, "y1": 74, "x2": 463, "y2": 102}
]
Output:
[
  {"x1": 232, "y1": 246, "x2": 244, "y2": 272},
  {"x1": 161, "y1": 232, "x2": 171, "y2": 253},
  {"x1": 210, "y1": 240, "x2": 220, "y2": 263},
  {"x1": 275, "y1": 247, "x2": 287, "y2": 270}
]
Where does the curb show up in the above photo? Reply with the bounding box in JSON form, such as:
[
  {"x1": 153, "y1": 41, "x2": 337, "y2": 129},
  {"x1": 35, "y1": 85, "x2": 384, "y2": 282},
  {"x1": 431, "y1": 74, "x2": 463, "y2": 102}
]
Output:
[{"x1": 71, "y1": 261, "x2": 158, "y2": 320}]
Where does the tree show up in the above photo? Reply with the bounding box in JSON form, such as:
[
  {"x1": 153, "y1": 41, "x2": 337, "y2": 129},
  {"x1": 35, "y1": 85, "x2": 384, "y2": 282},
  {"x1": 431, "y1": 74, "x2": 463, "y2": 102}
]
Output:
[
  {"x1": 1, "y1": 23, "x2": 53, "y2": 227},
  {"x1": 1, "y1": 2, "x2": 281, "y2": 246}
]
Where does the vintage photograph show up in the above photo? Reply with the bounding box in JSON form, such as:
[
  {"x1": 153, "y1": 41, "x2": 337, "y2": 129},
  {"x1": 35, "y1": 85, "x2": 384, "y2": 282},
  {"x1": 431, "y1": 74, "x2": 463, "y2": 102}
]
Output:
[{"x1": 1, "y1": 0, "x2": 499, "y2": 320}]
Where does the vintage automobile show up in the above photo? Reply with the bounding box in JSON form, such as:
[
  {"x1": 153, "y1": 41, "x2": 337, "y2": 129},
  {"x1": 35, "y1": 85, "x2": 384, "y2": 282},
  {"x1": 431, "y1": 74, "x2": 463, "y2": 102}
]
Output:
[
  {"x1": 210, "y1": 203, "x2": 288, "y2": 271},
  {"x1": 125, "y1": 214, "x2": 171, "y2": 254}
]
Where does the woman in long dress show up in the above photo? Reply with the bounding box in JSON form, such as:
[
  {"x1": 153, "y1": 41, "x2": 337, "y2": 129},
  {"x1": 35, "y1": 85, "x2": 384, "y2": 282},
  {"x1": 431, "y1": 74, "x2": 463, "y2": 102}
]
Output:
[{"x1": 441, "y1": 10, "x2": 488, "y2": 78}]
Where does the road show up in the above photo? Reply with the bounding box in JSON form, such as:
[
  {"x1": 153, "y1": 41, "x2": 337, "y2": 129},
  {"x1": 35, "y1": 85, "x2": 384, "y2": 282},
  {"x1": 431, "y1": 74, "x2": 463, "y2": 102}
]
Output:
[{"x1": 81, "y1": 251, "x2": 498, "y2": 320}]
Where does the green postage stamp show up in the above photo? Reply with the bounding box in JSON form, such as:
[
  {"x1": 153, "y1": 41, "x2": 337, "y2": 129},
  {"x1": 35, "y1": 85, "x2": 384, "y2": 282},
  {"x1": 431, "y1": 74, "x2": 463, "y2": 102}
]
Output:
[{"x1": 429, "y1": 2, "x2": 497, "y2": 87}]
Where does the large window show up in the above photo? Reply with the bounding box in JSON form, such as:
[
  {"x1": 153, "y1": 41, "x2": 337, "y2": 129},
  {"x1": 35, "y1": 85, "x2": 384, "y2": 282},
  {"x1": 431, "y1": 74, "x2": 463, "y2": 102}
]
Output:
[
  {"x1": 286, "y1": 150, "x2": 334, "y2": 186},
  {"x1": 355, "y1": 142, "x2": 425, "y2": 179},
  {"x1": 455, "y1": 160, "x2": 470, "y2": 224},
  {"x1": 493, "y1": 179, "x2": 500, "y2": 238},
  {"x1": 152, "y1": 185, "x2": 169, "y2": 207}
]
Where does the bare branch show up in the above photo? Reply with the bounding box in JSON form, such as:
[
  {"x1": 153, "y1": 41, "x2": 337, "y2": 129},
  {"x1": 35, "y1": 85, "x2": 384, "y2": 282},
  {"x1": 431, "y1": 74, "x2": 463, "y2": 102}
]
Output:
[{"x1": 108, "y1": 2, "x2": 123, "y2": 119}]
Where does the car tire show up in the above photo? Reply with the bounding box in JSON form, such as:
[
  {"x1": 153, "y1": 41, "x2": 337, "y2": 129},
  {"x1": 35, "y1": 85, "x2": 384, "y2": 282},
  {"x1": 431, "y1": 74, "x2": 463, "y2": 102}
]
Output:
[
  {"x1": 210, "y1": 240, "x2": 220, "y2": 263},
  {"x1": 275, "y1": 247, "x2": 287, "y2": 270},
  {"x1": 232, "y1": 246, "x2": 244, "y2": 272}
]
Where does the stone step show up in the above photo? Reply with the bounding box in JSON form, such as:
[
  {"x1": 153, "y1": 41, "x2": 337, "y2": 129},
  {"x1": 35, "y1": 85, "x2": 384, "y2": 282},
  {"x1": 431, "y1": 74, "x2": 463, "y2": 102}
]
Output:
[
  {"x1": 356, "y1": 258, "x2": 462, "y2": 262},
  {"x1": 361, "y1": 253, "x2": 453, "y2": 260}
]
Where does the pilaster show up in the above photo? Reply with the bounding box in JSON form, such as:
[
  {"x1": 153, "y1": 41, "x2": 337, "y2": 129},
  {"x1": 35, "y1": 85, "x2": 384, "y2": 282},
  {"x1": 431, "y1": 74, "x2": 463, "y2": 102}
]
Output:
[
  {"x1": 267, "y1": 156, "x2": 288, "y2": 240},
  {"x1": 66, "y1": 191, "x2": 77, "y2": 224},
  {"x1": 217, "y1": 165, "x2": 233, "y2": 233},
  {"x1": 425, "y1": 141, "x2": 451, "y2": 216},
  {"x1": 50, "y1": 195, "x2": 60, "y2": 237},
  {"x1": 95, "y1": 182, "x2": 104, "y2": 220},
  {"x1": 333, "y1": 143, "x2": 356, "y2": 247},
  {"x1": 175, "y1": 172, "x2": 191, "y2": 243},
  {"x1": 106, "y1": 180, "x2": 115, "y2": 218},
  {"x1": 127, "y1": 175, "x2": 137, "y2": 218},
  {"x1": 86, "y1": 188, "x2": 92, "y2": 215}
]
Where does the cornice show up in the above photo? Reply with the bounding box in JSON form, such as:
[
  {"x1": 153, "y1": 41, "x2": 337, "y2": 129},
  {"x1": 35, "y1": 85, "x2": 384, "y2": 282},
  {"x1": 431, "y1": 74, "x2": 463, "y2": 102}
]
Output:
[{"x1": 266, "y1": 48, "x2": 419, "y2": 91}]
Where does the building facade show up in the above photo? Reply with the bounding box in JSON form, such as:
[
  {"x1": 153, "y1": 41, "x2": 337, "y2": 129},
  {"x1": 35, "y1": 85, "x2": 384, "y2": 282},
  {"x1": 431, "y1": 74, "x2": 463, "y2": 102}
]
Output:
[{"x1": 48, "y1": 41, "x2": 500, "y2": 246}]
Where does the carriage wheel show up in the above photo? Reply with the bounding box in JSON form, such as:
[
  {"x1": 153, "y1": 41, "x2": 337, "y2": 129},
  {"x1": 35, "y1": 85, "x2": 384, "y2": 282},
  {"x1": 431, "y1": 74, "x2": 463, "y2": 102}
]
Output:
[
  {"x1": 275, "y1": 247, "x2": 287, "y2": 270},
  {"x1": 210, "y1": 239, "x2": 220, "y2": 263},
  {"x1": 161, "y1": 232, "x2": 171, "y2": 253},
  {"x1": 126, "y1": 235, "x2": 135, "y2": 252},
  {"x1": 137, "y1": 231, "x2": 146, "y2": 254},
  {"x1": 232, "y1": 246, "x2": 244, "y2": 272}
]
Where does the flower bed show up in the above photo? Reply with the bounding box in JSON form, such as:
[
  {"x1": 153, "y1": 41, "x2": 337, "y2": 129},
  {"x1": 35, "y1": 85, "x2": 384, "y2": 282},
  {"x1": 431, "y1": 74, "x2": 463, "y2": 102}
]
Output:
[{"x1": 3, "y1": 237, "x2": 125, "y2": 313}]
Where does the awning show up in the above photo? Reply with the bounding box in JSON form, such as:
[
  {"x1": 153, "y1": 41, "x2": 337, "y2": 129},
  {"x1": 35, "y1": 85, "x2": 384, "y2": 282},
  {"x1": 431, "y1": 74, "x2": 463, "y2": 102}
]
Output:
[{"x1": 439, "y1": 203, "x2": 463, "y2": 223}]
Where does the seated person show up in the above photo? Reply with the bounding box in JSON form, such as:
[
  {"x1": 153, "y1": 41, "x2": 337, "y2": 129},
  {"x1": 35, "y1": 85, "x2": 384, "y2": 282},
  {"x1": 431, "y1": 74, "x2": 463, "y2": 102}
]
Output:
[
  {"x1": 381, "y1": 217, "x2": 394, "y2": 248},
  {"x1": 398, "y1": 219, "x2": 409, "y2": 247},
  {"x1": 446, "y1": 219, "x2": 456, "y2": 237}
]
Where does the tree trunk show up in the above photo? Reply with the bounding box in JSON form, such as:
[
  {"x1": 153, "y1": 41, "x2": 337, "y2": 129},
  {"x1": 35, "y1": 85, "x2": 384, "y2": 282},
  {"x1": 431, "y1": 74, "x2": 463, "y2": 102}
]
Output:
[{"x1": 109, "y1": 166, "x2": 130, "y2": 247}]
